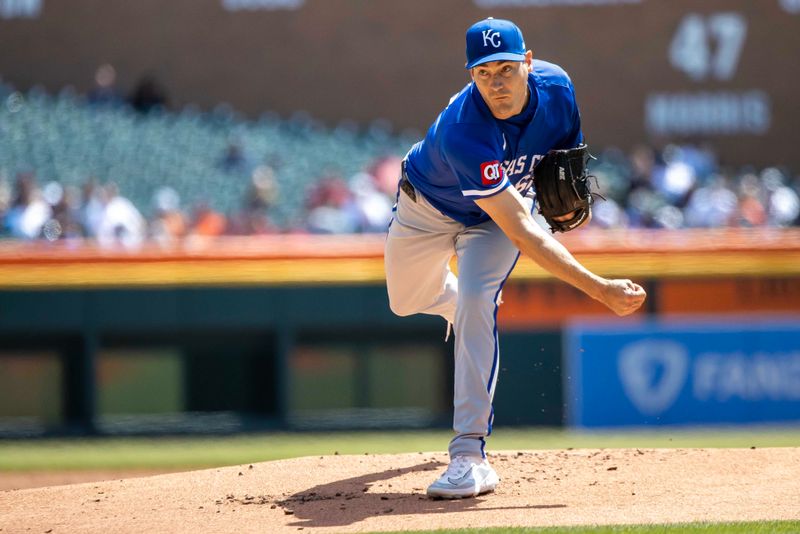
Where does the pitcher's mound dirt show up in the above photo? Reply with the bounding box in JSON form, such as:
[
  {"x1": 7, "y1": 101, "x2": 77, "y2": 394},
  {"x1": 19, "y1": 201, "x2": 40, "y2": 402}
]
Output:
[{"x1": 1, "y1": 448, "x2": 798, "y2": 533}]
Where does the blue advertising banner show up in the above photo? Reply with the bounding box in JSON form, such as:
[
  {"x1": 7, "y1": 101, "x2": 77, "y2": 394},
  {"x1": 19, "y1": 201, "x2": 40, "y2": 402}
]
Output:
[{"x1": 564, "y1": 317, "x2": 800, "y2": 427}]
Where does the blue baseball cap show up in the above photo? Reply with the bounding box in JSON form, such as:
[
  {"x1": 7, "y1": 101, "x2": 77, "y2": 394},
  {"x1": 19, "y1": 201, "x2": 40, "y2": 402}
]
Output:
[{"x1": 465, "y1": 18, "x2": 527, "y2": 69}]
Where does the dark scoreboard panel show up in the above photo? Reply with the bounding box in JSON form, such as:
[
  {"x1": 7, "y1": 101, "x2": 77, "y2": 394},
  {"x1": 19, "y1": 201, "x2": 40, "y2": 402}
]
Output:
[{"x1": 1, "y1": 0, "x2": 798, "y2": 167}]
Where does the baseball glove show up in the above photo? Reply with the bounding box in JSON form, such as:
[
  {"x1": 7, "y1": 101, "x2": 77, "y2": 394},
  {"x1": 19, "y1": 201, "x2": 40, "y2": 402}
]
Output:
[{"x1": 533, "y1": 143, "x2": 598, "y2": 233}]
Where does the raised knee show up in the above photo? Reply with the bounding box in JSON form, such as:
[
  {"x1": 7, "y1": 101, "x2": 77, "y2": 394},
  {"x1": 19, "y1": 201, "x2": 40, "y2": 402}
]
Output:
[{"x1": 389, "y1": 297, "x2": 416, "y2": 317}]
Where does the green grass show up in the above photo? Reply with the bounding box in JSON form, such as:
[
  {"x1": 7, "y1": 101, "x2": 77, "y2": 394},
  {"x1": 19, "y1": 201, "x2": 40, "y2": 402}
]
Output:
[
  {"x1": 0, "y1": 426, "x2": 798, "y2": 471},
  {"x1": 377, "y1": 523, "x2": 800, "y2": 534}
]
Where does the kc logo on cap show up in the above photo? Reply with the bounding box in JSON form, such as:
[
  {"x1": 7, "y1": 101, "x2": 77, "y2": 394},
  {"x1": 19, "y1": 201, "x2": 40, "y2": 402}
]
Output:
[
  {"x1": 482, "y1": 29, "x2": 501, "y2": 48},
  {"x1": 465, "y1": 18, "x2": 526, "y2": 69}
]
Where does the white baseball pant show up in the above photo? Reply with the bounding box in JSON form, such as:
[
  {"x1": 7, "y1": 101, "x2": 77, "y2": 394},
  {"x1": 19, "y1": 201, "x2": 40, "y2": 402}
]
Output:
[{"x1": 385, "y1": 175, "x2": 530, "y2": 459}]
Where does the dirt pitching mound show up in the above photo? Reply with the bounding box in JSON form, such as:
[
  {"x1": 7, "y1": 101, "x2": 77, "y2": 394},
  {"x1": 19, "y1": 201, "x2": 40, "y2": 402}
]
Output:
[{"x1": 1, "y1": 448, "x2": 798, "y2": 533}]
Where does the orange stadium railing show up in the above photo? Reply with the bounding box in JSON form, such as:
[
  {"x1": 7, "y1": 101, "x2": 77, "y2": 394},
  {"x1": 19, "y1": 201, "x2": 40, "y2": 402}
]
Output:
[{"x1": 1, "y1": 228, "x2": 800, "y2": 289}]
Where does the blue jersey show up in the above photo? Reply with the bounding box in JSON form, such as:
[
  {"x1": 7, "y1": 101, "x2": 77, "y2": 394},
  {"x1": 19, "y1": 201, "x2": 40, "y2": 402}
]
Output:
[{"x1": 404, "y1": 59, "x2": 583, "y2": 227}]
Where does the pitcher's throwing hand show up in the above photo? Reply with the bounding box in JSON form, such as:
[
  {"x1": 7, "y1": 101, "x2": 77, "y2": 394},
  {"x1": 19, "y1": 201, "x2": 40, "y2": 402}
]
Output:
[{"x1": 600, "y1": 279, "x2": 647, "y2": 316}]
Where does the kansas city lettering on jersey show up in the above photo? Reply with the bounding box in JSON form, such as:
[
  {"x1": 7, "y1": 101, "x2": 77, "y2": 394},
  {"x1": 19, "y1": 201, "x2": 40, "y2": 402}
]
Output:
[{"x1": 501, "y1": 154, "x2": 544, "y2": 194}]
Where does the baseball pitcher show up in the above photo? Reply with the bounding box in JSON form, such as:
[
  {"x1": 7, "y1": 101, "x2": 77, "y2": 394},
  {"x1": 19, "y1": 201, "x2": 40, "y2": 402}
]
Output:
[{"x1": 384, "y1": 18, "x2": 646, "y2": 499}]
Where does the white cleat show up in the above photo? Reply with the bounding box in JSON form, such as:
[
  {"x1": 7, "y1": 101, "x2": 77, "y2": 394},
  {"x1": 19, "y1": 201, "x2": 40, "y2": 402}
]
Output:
[{"x1": 426, "y1": 455, "x2": 500, "y2": 499}]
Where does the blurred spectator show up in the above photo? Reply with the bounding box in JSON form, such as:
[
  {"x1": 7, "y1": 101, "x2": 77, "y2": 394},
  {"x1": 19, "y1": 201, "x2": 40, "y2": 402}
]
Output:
[
  {"x1": 149, "y1": 186, "x2": 187, "y2": 246},
  {"x1": 683, "y1": 143, "x2": 717, "y2": 180},
  {"x1": 762, "y1": 167, "x2": 800, "y2": 227},
  {"x1": 624, "y1": 186, "x2": 663, "y2": 228},
  {"x1": 95, "y1": 182, "x2": 147, "y2": 248},
  {"x1": 304, "y1": 173, "x2": 360, "y2": 234},
  {"x1": 651, "y1": 204, "x2": 685, "y2": 230},
  {"x1": 654, "y1": 145, "x2": 697, "y2": 206},
  {"x1": 219, "y1": 137, "x2": 255, "y2": 175},
  {"x1": 248, "y1": 165, "x2": 279, "y2": 209},
  {"x1": 627, "y1": 144, "x2": 660, "y2": 195},
  {"x1": 128, "y1": 74, "x2": 168, "y2": 113},
  {"x1": 735, "y1": 173, "x2": 767, "y2": 227},
  {"x1": 0, "y1": 173, "x2": 12, "y2": 235},
  {"x1": 590, "y1": 169, "x2": 628, "y2": 229},
  {"x1": 87, "y1": 63, "x2": 123, "y2": 107},
  {"x1": 793, "y1": 174, "x2": 800, "y2": 216},
  {"x1": 348, "y1": 171, "x2": 393, "y2": 233},
  {"x1": 4, "y1": 173, "x2": 52, "y2": 239},
  {"x1": 367, "y1": 155, "x2": 404, "y2": 198},
  {"x1": 80, "y1": 178, "x2": 106, "y2": 238},
  {"x1": 227, "y1": 165, "x2": 279, "y2": 235},
  {"x1": 188, "y1": 202, "x2": 227, "y2": 238},
  {"x1": 41, "y1": 181, "x2": 83, "y2": 241},
  {"x1": 684, "y1": 174, "x2": 739, "y2": 228}
]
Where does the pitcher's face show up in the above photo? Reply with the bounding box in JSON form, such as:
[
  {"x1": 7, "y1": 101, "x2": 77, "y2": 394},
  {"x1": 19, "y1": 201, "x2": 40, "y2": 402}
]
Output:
[{"x1": 471, "y1": 51, "x2": 533, "y2": 120}]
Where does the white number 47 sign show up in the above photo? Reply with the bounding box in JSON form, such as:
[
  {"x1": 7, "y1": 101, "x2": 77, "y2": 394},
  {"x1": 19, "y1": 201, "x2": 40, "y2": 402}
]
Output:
[{"x1": 669, "y1": 12, "x2": 747, "y2": 82}]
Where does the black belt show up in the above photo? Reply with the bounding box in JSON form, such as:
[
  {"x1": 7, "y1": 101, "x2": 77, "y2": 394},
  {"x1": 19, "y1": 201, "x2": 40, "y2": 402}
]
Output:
[{"x1": 399, "y1": 162, "x2": 417, "y2": 202}]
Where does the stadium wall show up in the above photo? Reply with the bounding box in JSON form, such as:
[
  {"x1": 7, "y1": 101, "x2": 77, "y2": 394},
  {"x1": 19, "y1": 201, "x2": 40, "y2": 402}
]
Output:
[{"x1": 1, "y1": 230, "x2": 800, "y2": 435}]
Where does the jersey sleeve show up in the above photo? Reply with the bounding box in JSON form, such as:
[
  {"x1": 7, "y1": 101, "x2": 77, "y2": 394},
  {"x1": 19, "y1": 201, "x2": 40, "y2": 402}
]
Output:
[{"x1": 439, "y1": 124, "x2": 510, "y2": 199}]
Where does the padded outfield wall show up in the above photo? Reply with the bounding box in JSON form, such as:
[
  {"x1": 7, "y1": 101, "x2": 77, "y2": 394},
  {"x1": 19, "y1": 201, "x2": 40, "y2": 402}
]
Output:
[
  {"x1": 1, "y1": 0, "x2": 799, "y2": 168},
  {"x1": 1, "y1": 230, "x2": 800, "y2": 436}
]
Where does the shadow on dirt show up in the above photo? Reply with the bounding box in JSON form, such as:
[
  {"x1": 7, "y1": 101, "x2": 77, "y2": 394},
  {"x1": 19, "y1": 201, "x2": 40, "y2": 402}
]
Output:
[{"x1": 269, "y1": 460, "x2": 566, "y2": 529}]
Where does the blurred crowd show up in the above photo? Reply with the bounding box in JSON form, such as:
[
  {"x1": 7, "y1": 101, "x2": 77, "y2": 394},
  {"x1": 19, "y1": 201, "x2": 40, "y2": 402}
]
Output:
[
  {"x1": 0, "y1": 154, "x2": 402, "y2": 246},
  {"x1": 589, "y1": 144, "x2": 800, "y2": 230},
  {"x1": 0, "y1": 63, "x2": 404, "y2": 246},
  {"x1": 3, "y1": 142, "x2": 799, "y2": 246},
  {"x1": 1, "y1": 63, "x2": 799, "y2": 245}
]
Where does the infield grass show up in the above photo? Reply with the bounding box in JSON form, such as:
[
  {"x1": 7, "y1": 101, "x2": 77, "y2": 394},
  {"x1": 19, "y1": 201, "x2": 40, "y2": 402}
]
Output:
[
  {"x1": 0, "y1": 426, "x2": 798, "y2": 471},
  {"x1": 379, "y1": 522, "x2": 800, "y2": 533}
]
